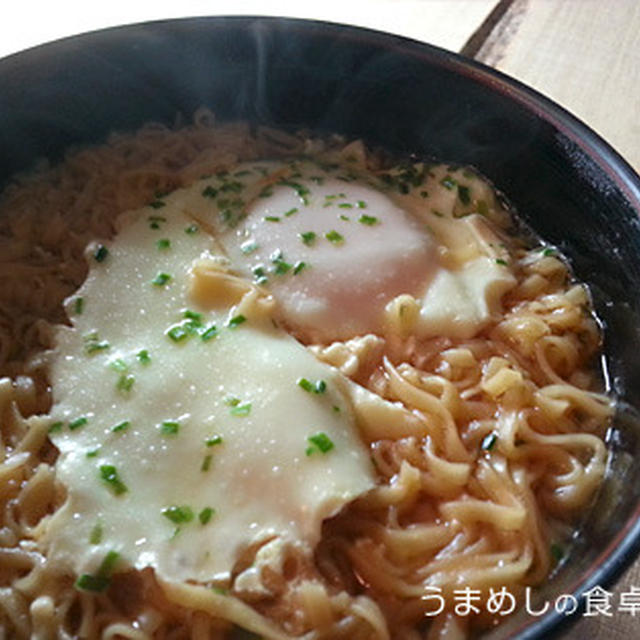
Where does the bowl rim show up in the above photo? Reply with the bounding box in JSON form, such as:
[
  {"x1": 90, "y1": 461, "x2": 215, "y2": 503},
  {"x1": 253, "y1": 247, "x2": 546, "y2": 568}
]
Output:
[{"x1": 2, "y1": 14, "x2": 640, "y2": 640}]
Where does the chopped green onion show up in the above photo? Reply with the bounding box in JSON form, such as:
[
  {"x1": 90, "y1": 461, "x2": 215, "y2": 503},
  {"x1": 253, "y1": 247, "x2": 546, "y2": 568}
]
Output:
[
  {"x1": 218, "y1": 208, "x2": 232, "y2": 224},
  {"x1": 202, "y1": 185, "x2": 218, "y2": 198},
  {"x1": 230, "y1": 402, "x2": 252, "y2": 417},
  {"x1": 49, "y1": 421, "x2": 64, "y2": 434},
  {"x1": 136, "y1": 349, "x2": 151, "y2": 365},
  {"x1": 272, "y1": 258, "x2": 292, "y2": 275},
  {"x1": 240, "y1": 240, "x2": 259, "y2": 254},
  {"x1": 356, "y1": 200, "x2": 367, "y2": 209},
  {"x1": 293, "y1": 261, "x2": 307, "y2": 275},
  {"x1": 227, "y1": 314, "x2": 246, "y2": 329},
  {"x1": 185, "y1": 224, "x2": 199, "y2": 234},
  {"x1": 440, "y1": 175, "x2": 456, "y2": 190},
  {"x1": 166, "y1": 324, "x2": 190, "y2": 343},
  {"x1": 201, "y1": 325, "x2": 219, "y2": 342},
  {"x1": 201, "y1": 455, "x2": 213, "y2": 472},
  {"x1": 162, "y1": 505, "x2": 194, "y2": 524},
  {"x1": 75, "y1": 573, "x2": 109, "y2": 593},
  {"x1": 109, "y1": 358, "x2": 129, "y2": 373},
  {"x1": 94, "y1": 245, "x2": 109, "y2": 262},
  {"x1": 85, "y1": 340, "x2": 110, "y2": 355},
  {"x1": 183, "y1": 309, "x2": 203, "y2": 323},
  {"x1": 149, "y1": 200, "x2": 166, "y2": 209},
  {"x1": 73, "y1": 297, "x2": 84, "y2": 315},
  {"x1": 109, "y1": 358, "x2": 128, "y2": 373},
  {"x1": 183, "y1": 314, "x2": 203, "y2": 331},
  {"x1": 111, "y1": 420, "x2": 130, "y2": 433},
  {"x1": 259, "y1": 186, "x2": 274, "y2": 198},
  {"x1": 99, "y1": 550, "x2": 120, "y2": 575},
  {"x1": 481, "y1": 433, "x2": 498, "y2": 451},
  {"x1": 148, "y1": 214, "x2": 166, "y2": 229},
  {"x1": 284, "y1": 207, "x2": 299, "y2": 217},
  {"x1": 339, "y1": 214, "x2": 350, "y2": 221},
  {"x1": 495, "y1": 258, "x2": 508, "y2": 266},
  {"x1": 152, "y1": 272, "x2": 171, "y2": 287},
  {"x1": 550, "y1": 543, "x2": 564, "y2": 563},
  {"x1": 542, "y1": 247, "x2": 556, "y2": 257},
  {"x1": 69, "y1": 416, "x2": 88, "y2": 431},
  {"x1": 116, "y1": 374, "x2": 135, "y2": 392},
  {"x1": 278, "y1": 179, "x2": 310, "y2": 204},
  {"x1": 86, "y1": 448, "x2": 100, "y2": 458},
  {"x1": 75, "y1": 550, "x2": 120, "y2": 593},
  {"x1": 297, "y1": 378, "x2": 326, "y2": 394},
  {"x1": 156, "y1": 238, "x2": 171, "y2": 250},
  {"x1": 300, "y1": 231, "x2": 316, "y2": 246},
  {"x1": 89, "y1": 522, "x2": 103, "y2": 545},
  {"x1": 458, "y1": 185, "x2": 471, "y2": 205},
  {"x1": 220, "y1": 181, "x2": 243, "y2": 193},
  {"x1": 358, "y1": 214, "x2": 379, "y2": 226},
  {"x1": 160, "y1": 421, "x2": 180, "y2": 436},
  {"x1": 263, "y1": 216, "x2": 280, "y2": 223},
  {"x1": 332, "y1": 405, "x2": 341, "y2": 413},
  {"x1": 206, "y1": 435, "x2": 224, "y2": 447},
  {"x1": 325, "y1": 230, "x2": 344, "y2": 244},
  {"x1": 252, "y1": 266, "x2": 268, "y2": 284},
  {"x1": 199, "y1": 507, "x2": 215, "y2": 525},
  {"x1": 338, "y1": 203, "x2": 353, "y2": 209},
  {"x1": 306, "y1": 432, "x2": 335, "y2": 456},
  {"x1": 420, "y1": 190, "x2": 429, "y2": 198},
  {"x1": 99, "y1": 465, "x2": 128, "y2": 496}
]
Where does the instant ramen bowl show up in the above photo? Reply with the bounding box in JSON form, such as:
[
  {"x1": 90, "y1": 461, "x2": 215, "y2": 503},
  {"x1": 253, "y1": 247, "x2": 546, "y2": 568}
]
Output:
[{"x1": 1, "y1": 16, "x2": 640, "y2": 639}]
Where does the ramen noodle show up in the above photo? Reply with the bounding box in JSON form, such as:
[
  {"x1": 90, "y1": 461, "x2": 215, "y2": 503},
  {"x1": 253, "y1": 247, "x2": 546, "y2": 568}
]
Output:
[{"x1": 0, "y1": 109, "x2": 612, "y2": 639}]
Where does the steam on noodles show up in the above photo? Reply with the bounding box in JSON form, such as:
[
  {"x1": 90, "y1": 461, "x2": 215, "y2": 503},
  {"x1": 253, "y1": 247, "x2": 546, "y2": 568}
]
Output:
[{"x1": 0, "y1": 110, "x2": 612, "y2": 639}]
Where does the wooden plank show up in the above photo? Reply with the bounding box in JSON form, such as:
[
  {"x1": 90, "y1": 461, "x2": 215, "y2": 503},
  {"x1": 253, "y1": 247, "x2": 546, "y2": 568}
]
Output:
[
  {"x1": 475, "y1": 0, "x2": 640, "y2": 171},
  {"x1": 223, "y1": 0, "x2": 503, "y2": 51},
  {"x1": 0, "y1": 1, "x2": 499, "y2": 59}
]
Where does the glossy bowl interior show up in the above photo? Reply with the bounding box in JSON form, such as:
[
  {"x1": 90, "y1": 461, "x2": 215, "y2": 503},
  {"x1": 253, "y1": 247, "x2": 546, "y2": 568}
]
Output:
[{"x1": 2, "y1": 16, "x2": 640, "y2": 639}]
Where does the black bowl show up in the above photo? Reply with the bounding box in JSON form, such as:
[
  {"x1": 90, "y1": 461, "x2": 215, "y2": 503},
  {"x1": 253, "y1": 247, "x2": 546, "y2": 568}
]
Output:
[{"x1": 1, "y1": 16, "x2": 640, "y2": 639}]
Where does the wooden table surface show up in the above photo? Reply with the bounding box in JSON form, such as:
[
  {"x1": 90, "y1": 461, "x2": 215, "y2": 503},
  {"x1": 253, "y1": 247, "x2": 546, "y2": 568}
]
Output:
[{"x1": 3, "y1": 1, "x2": 639, "y2": 637}]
